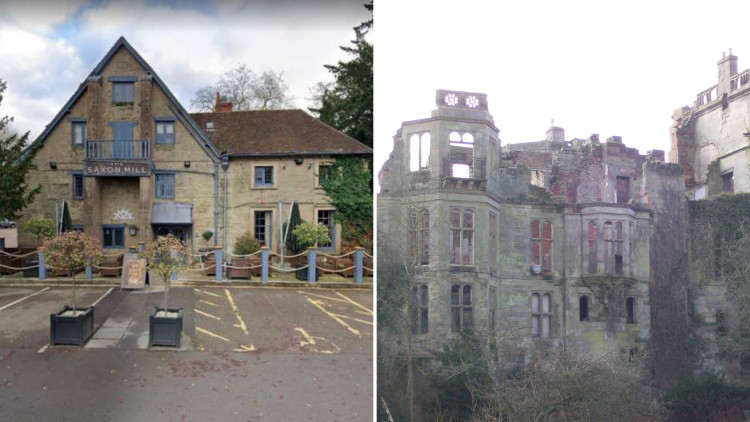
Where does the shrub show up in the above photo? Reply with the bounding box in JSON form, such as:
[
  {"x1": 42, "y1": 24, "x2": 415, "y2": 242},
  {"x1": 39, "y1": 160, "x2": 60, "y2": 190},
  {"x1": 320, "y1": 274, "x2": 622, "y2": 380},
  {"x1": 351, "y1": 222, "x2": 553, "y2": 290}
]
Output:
[
  {"x1": 233, "y1": 232, "x2": 261, "y2": 256},
  {"x1": 665, "y1": 373, "x2": 750, "y2": 421},
  {"x1": 24, "y1": 216, "x2": 55, "y2": 244},
  {"x1": 201, "y1": 230, "x2": 213, "y2": 242},
  {"x1": 292, "y1": 221, "x2": 330, "y2": 249},
  {"x1": 139, "y1": 235, "x2": 186, "y2": 312},
  {"x1": 41, "y1": 231, "x2": 103, "y2": 310}
]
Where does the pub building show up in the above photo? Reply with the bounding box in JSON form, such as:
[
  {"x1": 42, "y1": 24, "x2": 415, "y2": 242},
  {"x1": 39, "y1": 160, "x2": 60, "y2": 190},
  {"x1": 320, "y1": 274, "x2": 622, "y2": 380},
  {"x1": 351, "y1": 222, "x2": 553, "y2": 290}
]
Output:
[{"x1": 19, "y1": 37, "x2": 371, "y2": 254}]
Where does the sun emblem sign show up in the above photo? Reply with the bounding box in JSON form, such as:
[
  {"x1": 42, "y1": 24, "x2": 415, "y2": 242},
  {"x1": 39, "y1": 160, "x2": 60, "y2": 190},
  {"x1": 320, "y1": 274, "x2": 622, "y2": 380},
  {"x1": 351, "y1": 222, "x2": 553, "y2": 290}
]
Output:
[
  {"x1": 466, "y1": 96, "x2": 479, "y2": 108},
  {"x1": 113, "y1": 208, "x2": 134, "y2": 220}
]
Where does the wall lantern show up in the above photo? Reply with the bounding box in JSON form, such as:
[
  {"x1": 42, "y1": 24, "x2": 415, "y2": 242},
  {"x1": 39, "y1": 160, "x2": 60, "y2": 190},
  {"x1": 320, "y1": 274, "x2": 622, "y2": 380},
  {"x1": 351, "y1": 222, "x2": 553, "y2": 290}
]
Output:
[
  {"x1": 308, "y1": 162, "x2": 313, "y2": 169},
  {"x1": 128, "y1": 225, "x2": 139, "y2": 236},
  {"x1": 294, "y1": 158, "x2": 304, "y2": 165},
  {"x1": 184, "y1": 161, "x2": 191, "y2": 168},
  {"x1": 49, "y1": 162, "x2": 57, "y2": 170}
]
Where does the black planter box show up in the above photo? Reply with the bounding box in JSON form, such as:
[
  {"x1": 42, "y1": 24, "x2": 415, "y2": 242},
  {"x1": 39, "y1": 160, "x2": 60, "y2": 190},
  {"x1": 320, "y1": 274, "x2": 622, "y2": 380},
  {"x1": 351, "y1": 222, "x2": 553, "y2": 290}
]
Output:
[
  {"x1": 149, "y1": 307, "x2": 183, "y2": 347},
  {"x1": 50, "y1": 306, "x2": 95, "y2": 346},
  {"x1": 295, "y1": 266, "x2": 320, "y2": 281},
  {"x1": 22, "y1": 259, "x2": 39, "y2": 278}
]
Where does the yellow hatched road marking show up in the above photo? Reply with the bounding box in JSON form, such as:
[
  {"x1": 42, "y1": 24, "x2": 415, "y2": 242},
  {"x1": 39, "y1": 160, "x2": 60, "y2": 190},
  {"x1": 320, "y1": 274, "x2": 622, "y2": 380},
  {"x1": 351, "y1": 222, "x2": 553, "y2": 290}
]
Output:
[
  {"x1": 295, "y1": 327, "x2": 317, "y2": 346},
  {"x1": 328, "y1": 312, "x2": 373, "y2": 325},
  {"x1": 297, "y1": 291, "x2": 352, "y2": 304},
  {"x1": 224, "y1": 288, "x2": 248, "y2": 335},
  {"x1": 195, "y1": 309, "x2": 221, "y2": 320},
  {"x1": 196, "y1": 326, "x2": 231, "y2": 342},
  {"x1": 335, "y1": 292, "x2": 373, "y2": 314},
  {"x1": 234, "y1": 344, "x2": 256, "y2": 352},
  {"x1": 304, "y1": 297, "x2": 361, "y2": 336},
  {"x1": 199, "y1": 299, "x2": 219, "y2": 307},
  {"x1": 195, "y1": 288, "x2": 222, "y2": 298}
]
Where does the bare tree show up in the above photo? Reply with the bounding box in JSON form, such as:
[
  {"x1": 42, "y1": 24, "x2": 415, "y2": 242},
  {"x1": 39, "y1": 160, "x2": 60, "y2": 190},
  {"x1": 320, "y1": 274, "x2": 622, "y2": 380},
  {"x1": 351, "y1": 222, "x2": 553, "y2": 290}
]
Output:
[{"x1": 190, "y1": 65, "x2": 293, "y2": 112}]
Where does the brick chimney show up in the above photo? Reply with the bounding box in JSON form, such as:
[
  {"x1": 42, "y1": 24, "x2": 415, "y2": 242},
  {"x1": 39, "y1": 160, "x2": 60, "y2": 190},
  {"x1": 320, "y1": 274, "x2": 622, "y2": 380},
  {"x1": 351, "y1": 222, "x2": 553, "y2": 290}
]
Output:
[{"x1": 215, "y1": 92, "x2": 233, "y2": 113}]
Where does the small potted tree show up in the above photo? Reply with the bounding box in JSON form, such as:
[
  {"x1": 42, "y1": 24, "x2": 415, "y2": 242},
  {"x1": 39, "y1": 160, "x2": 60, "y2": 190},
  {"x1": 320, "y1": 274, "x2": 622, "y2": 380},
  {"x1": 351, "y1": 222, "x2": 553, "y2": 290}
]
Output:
[
  {"x1": 44, "y1": 231, "x2": 103, "y2": 345},
  {"x1": 229, "y1": 232, "x2": 260, "y2": 279},
  {"x1": 22, "y1": 216, "x2": 55, "y2": 277},
  {"x1": 141, "y1": 235, "x2": 186, "y2": 347},
  {"x1": 292, "y1": 221, "x2": 329, "y2": 281}
]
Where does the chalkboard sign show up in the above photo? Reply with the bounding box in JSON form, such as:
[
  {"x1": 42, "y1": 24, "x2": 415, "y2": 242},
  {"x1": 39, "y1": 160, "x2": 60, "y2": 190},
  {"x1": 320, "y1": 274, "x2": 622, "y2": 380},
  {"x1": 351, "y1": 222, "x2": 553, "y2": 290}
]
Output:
[{"x1": 121, "y1": 252, "x2": 147, "y2": 289}]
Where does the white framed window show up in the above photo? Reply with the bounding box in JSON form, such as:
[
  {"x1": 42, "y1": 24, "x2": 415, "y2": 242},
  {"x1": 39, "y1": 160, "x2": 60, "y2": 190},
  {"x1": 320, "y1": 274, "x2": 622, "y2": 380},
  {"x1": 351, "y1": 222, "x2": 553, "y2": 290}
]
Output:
[{"x1": 254, "y1": 166, "x2": 274, "y2": 187}]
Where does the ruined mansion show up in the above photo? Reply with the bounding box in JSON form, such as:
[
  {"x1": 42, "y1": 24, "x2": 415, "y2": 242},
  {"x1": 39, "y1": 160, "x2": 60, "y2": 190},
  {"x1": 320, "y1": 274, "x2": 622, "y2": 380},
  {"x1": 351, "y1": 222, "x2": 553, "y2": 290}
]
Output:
[{"x1": 378, "y1": 52, "x2": 750, "y2": 374}]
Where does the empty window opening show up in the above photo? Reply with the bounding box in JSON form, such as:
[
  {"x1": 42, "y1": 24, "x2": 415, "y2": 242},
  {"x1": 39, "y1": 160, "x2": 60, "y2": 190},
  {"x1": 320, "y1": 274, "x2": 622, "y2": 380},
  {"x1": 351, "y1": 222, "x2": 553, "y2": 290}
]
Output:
[
  {"x1": 580, "y1": 295, "x2": 589, "y2": 321},
  {"x1": 626, "y1": 297, "x2": 635, "y2": 324},
  {"x1": 532, "y1": 293, "x2": 551, "y2": 338},
  {"x1": 717, "y1": 311, "x2": 728, "y2": 336},
  {"x1": 411, "y1": 285, "x2": 429, "y2": 334},
  {"x1": 410, "y1": 208, "x2": 430, "y2": 265},
  {"x1": 489, "y1": 286, "x2": 497, "y2": 332},
  {"x1": 722, "y1": 171, "x2": 734, "y2": 193},
  {"x1": 409, "y1": 133, "x2": 431, "y2": 171},
  {"x1": 588, "y1": 221, "x2": 598, "y2": 274},
  {"x1": 449, "y1": 209, "x2": 474, "y2": 265},
  {"x1": 451, "y1": 284, "x2": 473, "y2": 332},
  {"x1": 616, "y1": 176, "x2": 630, "y2": 203},
  {"x1": 531, "y1": 220, "x2": 553, "y2": 274}
]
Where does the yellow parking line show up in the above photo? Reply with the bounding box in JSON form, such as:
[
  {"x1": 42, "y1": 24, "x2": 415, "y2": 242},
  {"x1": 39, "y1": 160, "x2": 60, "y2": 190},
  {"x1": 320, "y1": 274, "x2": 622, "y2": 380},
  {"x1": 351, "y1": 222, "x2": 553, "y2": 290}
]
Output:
[
  {"x1": 233, "y1": 344, "x2": 256, "y2": 352},
  {"x1": 196, "y1": 326, "x2": 231, "y2": 342},
  {"x1": 195, "y1": 309, "x2": 221, "y2": 320},
  {"x1": 195, "y1": 288, "x2": 222, "y2": 298},
  {"x1": 335, "y1": 292, "x2": 373, "y2": 314},
  {"x1": 304, "y1": 297, "x2": 361, "y2": 336},
  {"x1": 199, "y1": 299, "x2": 219, "y2": 307},
  {"x1": 328, "y1": 313, "x2": 373, "y2": 325},
  {"x1": 298, "y1": 291, "x2": 352, "y2": 304},
  {"x1": 295, "y1": 327, "x2": 317, "y2": 346},
  {"x1": 224, "y1": 288, "x2": 248, "y2": 335}
]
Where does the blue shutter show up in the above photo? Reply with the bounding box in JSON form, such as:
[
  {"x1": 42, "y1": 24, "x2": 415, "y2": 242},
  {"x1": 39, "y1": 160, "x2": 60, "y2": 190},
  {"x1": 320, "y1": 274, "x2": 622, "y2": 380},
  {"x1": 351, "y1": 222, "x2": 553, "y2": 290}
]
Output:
[{"x1": 255, "y1": 167, "x2": 265, "y2": 186}]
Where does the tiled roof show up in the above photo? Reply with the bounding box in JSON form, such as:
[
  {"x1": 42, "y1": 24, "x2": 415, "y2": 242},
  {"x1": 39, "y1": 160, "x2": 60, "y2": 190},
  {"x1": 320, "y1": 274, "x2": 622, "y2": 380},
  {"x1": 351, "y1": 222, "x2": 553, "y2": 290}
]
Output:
[{"x1": 190, "y1": 110, "x2": 372, "y2": 156}]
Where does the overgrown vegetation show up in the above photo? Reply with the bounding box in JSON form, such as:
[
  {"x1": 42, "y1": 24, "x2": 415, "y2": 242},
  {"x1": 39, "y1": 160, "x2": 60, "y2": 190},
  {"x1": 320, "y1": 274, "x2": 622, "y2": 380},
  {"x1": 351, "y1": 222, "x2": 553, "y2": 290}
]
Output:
[
  {"x1": 664, "y1": 373, "x2": 750, "y2": 421},
  {"x1": 319, "y1": 158, "x2": 372, "y2": 249},
  {"x1": 0, "y1": 78, "x2": 42, "y2": 221}
]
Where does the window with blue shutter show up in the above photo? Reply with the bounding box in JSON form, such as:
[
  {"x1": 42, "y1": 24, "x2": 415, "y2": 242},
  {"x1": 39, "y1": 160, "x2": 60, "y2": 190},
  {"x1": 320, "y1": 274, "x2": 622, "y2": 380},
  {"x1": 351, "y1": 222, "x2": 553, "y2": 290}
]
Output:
[
  {"x1": 155, "y1": 173, "x2": 175, "y2": 199},
  {"x1": 72, "y1": 174, "x2": 84, "y2": 199},
  {"x1": 254, "y1": 166, "x2": 274, "y2": 187},
  {"x1": 72, "y1": 121, "x2": 86, "y2": 146},
  {"x1": 112, "y1": 82, "x2": 135, "y2": 104},
  {"x1": 155, "y1": 119, "x2": 175, "y2": 144}
]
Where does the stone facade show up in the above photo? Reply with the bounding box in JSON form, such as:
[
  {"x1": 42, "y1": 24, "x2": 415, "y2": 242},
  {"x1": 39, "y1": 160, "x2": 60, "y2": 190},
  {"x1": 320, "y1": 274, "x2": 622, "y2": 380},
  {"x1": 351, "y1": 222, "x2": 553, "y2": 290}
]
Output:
[
  {"x1": 671, "y1": 50, "x2": 750, "y2": 200},
  {"x1": 19, "y1": 37, "x2": 371, "y2": 256},
  {"x1": 378, "y1": 90, "x2": 658, "y2": 357}
]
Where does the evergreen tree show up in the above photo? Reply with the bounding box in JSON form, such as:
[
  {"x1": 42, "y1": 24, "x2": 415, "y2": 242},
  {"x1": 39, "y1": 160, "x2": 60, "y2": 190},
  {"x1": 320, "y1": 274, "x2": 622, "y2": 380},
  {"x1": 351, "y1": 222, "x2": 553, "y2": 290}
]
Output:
[
  {"x1": 310, "y1": 1, "x2": 373, "y2": 148},
  {"x1": 0, "y1": 79, "x2": 41, "y2": 221}
]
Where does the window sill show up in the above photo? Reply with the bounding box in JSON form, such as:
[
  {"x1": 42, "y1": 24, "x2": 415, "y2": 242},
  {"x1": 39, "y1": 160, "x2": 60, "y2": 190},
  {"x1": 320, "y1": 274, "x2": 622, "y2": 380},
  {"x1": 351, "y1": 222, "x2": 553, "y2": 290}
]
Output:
[
  {"x1": 252, "y1": 186, "x2": 277, "y2": 190},
  {"x1": 448, "y1": 265, "x2": 475, "y2": 273}
]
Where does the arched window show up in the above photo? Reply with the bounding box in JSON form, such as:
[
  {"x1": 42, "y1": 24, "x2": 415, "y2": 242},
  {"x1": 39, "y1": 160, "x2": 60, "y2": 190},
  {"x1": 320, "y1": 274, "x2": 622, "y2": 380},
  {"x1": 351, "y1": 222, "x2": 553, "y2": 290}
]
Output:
[
  {"x1": 580, "y1": 295, "x2": 589, "y2": 321},
  {"x1": 409, "y1": 132, "x2": 430, "y2": 172},
  {"x1": 451, "y1": 284, "x2": 473, "y2": 332},
  {"x1": 450, "y1": 209, "x2": 474, "y2": 265},
  {"x1": 588, "y1": 221, "x2": 598, "y2": 274},
  {"x1": 626, "y1": 297, "x2": 635, "y2": 324},
  {"x1": 532, "y1": 292, "x2": 552, "y2": 338},
  {"x1": 411, "y1": 285, "x2": 429, "y2": 334}
]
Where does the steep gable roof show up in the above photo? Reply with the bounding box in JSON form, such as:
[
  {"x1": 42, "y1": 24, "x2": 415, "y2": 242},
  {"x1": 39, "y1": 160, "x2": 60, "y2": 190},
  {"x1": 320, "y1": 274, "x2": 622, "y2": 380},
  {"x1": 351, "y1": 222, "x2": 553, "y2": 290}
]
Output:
[
  {"x1": 189, "y1": 109, "x2": 372, "y2": 157},
  {"x1": 25, "y1": 36, "x2": 219, "y2": 160}
]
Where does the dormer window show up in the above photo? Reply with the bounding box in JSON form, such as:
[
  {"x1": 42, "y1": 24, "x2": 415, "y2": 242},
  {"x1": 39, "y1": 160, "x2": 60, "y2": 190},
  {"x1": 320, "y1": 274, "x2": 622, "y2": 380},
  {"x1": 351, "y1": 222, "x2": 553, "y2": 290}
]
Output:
[{"x1": 409, "y1": 132, "x2": 430, "y2": 172}]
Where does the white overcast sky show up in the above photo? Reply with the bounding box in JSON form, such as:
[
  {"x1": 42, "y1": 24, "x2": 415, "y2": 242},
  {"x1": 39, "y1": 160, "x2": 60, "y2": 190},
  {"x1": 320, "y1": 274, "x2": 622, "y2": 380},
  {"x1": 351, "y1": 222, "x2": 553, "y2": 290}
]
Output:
[
  {"x1": 374, "y1": 0, "x2": 750, "y2": 191},
  {"x1": 0, "y1": 0, "x2": 369, "y2": 140}
]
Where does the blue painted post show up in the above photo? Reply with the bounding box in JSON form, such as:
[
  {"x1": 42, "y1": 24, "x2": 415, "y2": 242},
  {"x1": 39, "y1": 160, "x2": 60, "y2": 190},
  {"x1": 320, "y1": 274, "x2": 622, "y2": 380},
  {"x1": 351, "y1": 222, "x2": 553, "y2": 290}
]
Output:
[
  {"x1": 38, "y1": 252, "x2": 46, "y2": 280},
  {"x1": 261, "y1": 246, "x2": 269, "y2": 282},
  {"x1": 354, "y1": 246, "x2": 364, "y2": 284},
  {"x1": 215, "y1": 247, "x2": 223, "y2": 282},
  {"x1": 307, "y1": 248, "x2": 316, "y2": 283},
  {"x1": 86, "y1": 259, "x2": 93, "y2": 280}
]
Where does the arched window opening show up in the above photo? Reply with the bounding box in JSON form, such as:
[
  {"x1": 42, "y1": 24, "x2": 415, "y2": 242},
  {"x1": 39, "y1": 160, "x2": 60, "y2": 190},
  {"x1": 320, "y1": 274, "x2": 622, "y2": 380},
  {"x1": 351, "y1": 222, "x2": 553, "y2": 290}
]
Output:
[{"x1": 580, "y1": 295, "x2": 589, "y2": 321}]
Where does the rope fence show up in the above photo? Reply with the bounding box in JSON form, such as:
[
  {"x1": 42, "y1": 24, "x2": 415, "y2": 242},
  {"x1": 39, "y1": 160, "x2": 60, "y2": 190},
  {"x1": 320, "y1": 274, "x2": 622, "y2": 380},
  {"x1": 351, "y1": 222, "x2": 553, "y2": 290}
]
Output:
[
  {"x1": 316, "y1": 265, "x2": 356, "y2": 274},
  {"x1": 0, "y1": 250, "x2": 38, "y2": 258},
  {"x1": 0, "y1": 263, "x2": 39, "y2": 270},
  {"x1": 225, "y1": 250, "x2": 262, "y2": 258},
  {"x1": 268, "y1": 265, "x2": 308, "y2": 273},
  {"x1": 317, "y1": 250, "x2": 356, "y2": 259}
]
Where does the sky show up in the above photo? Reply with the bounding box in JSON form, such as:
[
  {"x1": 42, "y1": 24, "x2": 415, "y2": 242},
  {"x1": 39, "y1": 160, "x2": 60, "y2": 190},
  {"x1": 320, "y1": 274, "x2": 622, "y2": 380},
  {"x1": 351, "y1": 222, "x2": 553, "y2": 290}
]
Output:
[
  {"x1": 0, "y1": 0, "x2": 369, "y2": 141},
  {"x1": 374, "y1": 0, "x2": 750, "y2": 191}
]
